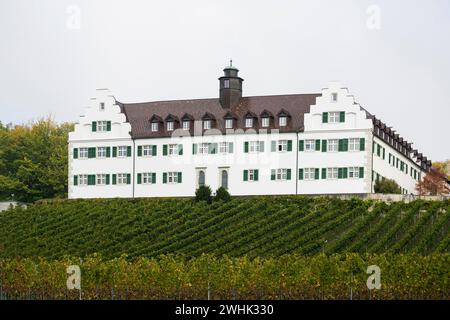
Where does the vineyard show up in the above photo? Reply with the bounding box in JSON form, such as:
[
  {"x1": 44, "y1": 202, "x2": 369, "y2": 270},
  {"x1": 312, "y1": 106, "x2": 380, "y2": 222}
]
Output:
[{"x1": 0, "y1": 197, "x2": 449, "y2": 259}]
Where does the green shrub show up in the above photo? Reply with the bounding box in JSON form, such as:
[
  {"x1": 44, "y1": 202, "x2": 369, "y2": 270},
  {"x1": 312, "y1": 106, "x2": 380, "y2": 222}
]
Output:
[
  {"x1": 374, "y1": 178, "x2": 401, "y2": 194},
  {"x1": 215, "y1": 187, "x2": 231, "y2": 202},
  {"x1": 195, "y1": 185, "x2": 212, "y2": 203}
]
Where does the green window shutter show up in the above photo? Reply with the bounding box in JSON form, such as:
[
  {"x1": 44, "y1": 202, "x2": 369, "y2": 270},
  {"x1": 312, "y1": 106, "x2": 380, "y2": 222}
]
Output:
[
  {"x1": 137, "y1": 173, "x2": 142, "y2": 184},
  {"x1": 73, "y1": 148, "x2": 78, "y2": 159},
  {"x1": 192, "y1": 144, "x2": 197, "y2": 155},
  {"x1": 152, "y1": 145, "x2": 157, "y2": 156},
  {"x1": 271, "y1": 141, "x2": 277, "y2": 152},
  {"x1": 244, "y1": 141, "x2": 249, "y2": 153},
  {"x1": 163, "y1": 145, "x2": 168, "y2": 156},
  {"x1": 377, "y1": 145, "x2": 381, "y2": 156},
  {"x1": 322, "y1": 168, "x2": 326, "y2": 179},
  {"x1": 321, "y1": 140, "x2": 327, "y2": 152},
  {"x1": 127, "y1": 146, "x2": 132, "y2": 157},
  {"x1": 343, "y1": 168, "x2": 348, "y2": 179},
  {"x1": 209, "y1": 143, "x2": 217, "y2": 154},
  {"x1": 339, "y1": 111, "x2": 345, "y2": 122},
  {"x1": 178, "y1": 144, "x2": 183, "y2": 155},
  {"x1": 243, "y1": 170, "x2": 248, "y2": 181},
  {"x1": 259, "y1": 141, "x2": 264, "y2": 152},
  {"x1": 106, "y1": 147, "x2": 111, "y2": 157},
  {"x1": 338, "y1": 139, "x2": 344, "y2": 152},
  {"x1": 389, "y1": 153, "x2": 392, "y2": 164},
  {"x1": 112, "y1": 147, "x2": 117, "y2": 157},
  {"x1": 73, "y1": 175, "x2": 78, "y2": 186},
  {"x1": 254, "y1": 169, "x2": 259, "y2": 181},
  {"x1": 287, "y1": 140, "x2": 292, "y2": 151},
  {"x1": 359, "y1": 138, "x2": 365, "y2": 151},
  {"x1": 382, "y1": 148, "x2": 385, "y2": 160},
  {"x1": 229, "y1": 142, "x2": 234, "y2": 153},
  {"x1": 299, "y1": 140, "x2": 304, "y2": 151},
  {"x1": 126, "y1": 174, "x2": 131, "y2": 184},
  {"x1": 299, "y1": 168, "x2": 304, "y2": 180},
  {"x1": 112, "y1": 174, "x2": 117, "y2": 185},
  {"x1": 359, "y1": 167, "x2": 364, "y2": 178},
  {"x1": 322, "y1": 112, "x2": 328, "y2": 123},
  {"x1": 163, "y1": 173, "x2": 167, "y2": 184},
  {"x1": 315, "y1": 168, "x2": 320, "y2": 180},
  {"x1": 105, "y1": 174, "x2": 110, "y2": 185},
  {"x1": 107, "y1": 121, "x2": 111, "y2": 131},
  {"x1": 213, "y1": 143, "x2": 218, "y2": 154},
  {"x1": 338, "y1": 168, "x2": 343, "y2": 179},
  {"x1": 315, "y1": 140, "x2": 321, "y2": 151},
  {"x1": 343, "y1": 139, "x2": 348, "y2": 151},
  {"x1": 271, "y1": 169, "x2": 276, "y2": 180},
  {"x1": 137, "y1": 146, "x2": 142, "y2": 157},
  {"x1": 88, "y1": 175, "x2": 96, "y2": 185},
  {"x1": 152, "y1": 173, "x2": 156, "y2": 184},
  {"x1": 177, "y1": 172, "x2": 182, "y2": 183},
  {"x1": 92, "y1": 121, "x2": 97, "y2": 132},
  {"x1": 287, "y1": 169, "x2": 292, "y2": 180},
  {"x1": 372, "y1": 142, "x2": 375, "y2": 154},
  {"x1": 88, "y1": 147, "x2": 96, "y2": 158}
]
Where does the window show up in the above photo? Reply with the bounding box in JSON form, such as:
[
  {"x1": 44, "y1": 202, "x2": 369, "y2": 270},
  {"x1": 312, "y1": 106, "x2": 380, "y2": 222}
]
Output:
[
  {"x1": 142, "y1": 172, "x2": 153, "y2": 184},
  {"x1": 117, "y1": 173, "x2": 128, "y2": 185},
  {"x1": 97, "y1": 147, "x2": 107, "y2": 158},
  {"x1": 100, "y1": 102, "x2": 105, "y2": 111},
  {"x1": 278, "y1": 140, "x2": 288, "y2": 152},
  {"x1": 117, "y1": 146, "x2": 127, "y2": 157},
  {"x1": 203, "y1": 120, "x2": 211, "y2": 130},
  {"x1": 349, "y1": 138, "x2": 360, "y2": 151},
  {"x1": 182, "y1": 121, "x2": 190, "y2": 130},
  {"x1": 279, "y1": 116, "x2": 287, "y2": 127},
  {"x1": 261, "y1": 117, "x2": 269, "y2": 128},
  {"x1": 199, "y1": 143, "x2": 209, "y2": 154},
  {"x1": 331, "y1": 93, "x2": 338, "y2": 102},
  {"x1": 276, "y1": 169, "x2": 288, "y2": 181},
  {"x1": 97, "y1": 121, "x2": 108, "y2": 132},
  {"x1": 225, "y1": 119, "x2": 233, "y2": 129},
  {"x1": 327, "y1": 168, "x2": 338, "y2": 179},
  {"x1": 168, "y1": 172, "x2": 179, "y2": 183},
  {"x1": 143, "y1": 145, "x2": 152, "y2": 156},
  {"x1": 168, "y1": 144, "x2": 178, "y2": 156},
  {"x1": 305, "y1": 140, "x2": 315, "y2": 152},
  {"x1": 167, "y1": 121, "x2": 174, "y2": 131},
  {"x1": 219, "y1": 142, "x2": 229, "y2": 153},
  {"x1": 96, "y1": 174, "x2": 107, "y2": 185},
  {"x1": 151, "y1": 122, "x2": 159, "y2": 132},
  {"x1": 327, "y1": 139, "x2": 339, "y2": 152},
  {"x1": 224, "y1": 79, "x2": 230, "y2": 88},
  {"x1": 78, "y1": 175, "x2": 88, "y2": 186},
  {"x1": 304, "y1": 168, "x2": 315, "y2": 180},
  {"x1": 79, "y1": 148, "x2": 88, "y2": 159},
  {"x1": 249, "y1": 141, "x2": 261, "y2": 153},
  {"x1": 248, "y1": 169, "x2": 257, "y2": 181},
  {"x1": 348, "y1": 167, "x2": 360, "y2": 179},
  {"x1": 329, "y1": 112, "x2": 340, "y2": 123},
  {"x1": 245, "y1": 118, "x2": 253, "y2": 128}
]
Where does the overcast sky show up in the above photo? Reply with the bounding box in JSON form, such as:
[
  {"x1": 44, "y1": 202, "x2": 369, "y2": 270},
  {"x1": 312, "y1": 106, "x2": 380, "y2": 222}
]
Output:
[{"x1": 0, "y1": 0, "x2": 449, "y2": 160}]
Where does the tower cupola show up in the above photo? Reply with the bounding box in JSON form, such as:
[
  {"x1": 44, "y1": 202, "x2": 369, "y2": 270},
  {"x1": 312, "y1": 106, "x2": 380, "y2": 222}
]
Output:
[{"x1": 219, "y1": 60, "x2": 244, "y2": 108}]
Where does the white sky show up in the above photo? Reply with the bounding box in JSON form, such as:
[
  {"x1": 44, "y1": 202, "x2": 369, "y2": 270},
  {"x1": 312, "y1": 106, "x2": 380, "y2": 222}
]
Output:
[{"x1": 0, "y1": 0, "x2": 449, "y2": 160}]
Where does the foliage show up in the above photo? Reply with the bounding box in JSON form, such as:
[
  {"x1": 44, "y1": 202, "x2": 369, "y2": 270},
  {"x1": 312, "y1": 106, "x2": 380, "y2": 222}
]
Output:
[
  {"x1": 416, "y1": 167, "x2": 448, "y2": 196},
  {"x1": 0, "y1": 117, "x2": 74, "y2": 202},
  {"x1": 195, "y1": 185, "x2": 213, "y2": 204},
  {"x1": 432, "y1": 160, "x2": 450, "y2": 179},
  {"x1": 0, "y1": 197, "x2": 448, "y2": 259},
  {"x1": 214, "y1": 187, "x2": 231, "y2": 202},
  {"x1": 374, "y1": 178, "x2": 401, "y2": 194},
  {"x1": 0, "y1": 253, "x2": 448, "y2": 300}
]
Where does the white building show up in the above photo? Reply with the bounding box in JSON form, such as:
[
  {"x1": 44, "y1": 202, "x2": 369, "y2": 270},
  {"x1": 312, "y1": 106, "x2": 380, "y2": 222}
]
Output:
[{"x1": 68, "y1": 64, "x2": 431, "y2": 199}]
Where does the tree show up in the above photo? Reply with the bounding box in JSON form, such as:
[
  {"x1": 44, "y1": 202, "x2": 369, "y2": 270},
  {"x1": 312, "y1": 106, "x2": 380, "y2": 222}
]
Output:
[
  {"x1": 214, "y1": 187, "x2": 231, "y2": 202},
  {"x1": 195, "y1": 185, "x2": 212, "y2": 204},
  {"x1": 374, "y1": 178, "x2": 401, "y2": 194},
  {"x1": 416, "y1": 167, "x2": 448, "y2": 196},
  {"x1": 432, "y1": 160, "x2": 450, "y2": 179}
]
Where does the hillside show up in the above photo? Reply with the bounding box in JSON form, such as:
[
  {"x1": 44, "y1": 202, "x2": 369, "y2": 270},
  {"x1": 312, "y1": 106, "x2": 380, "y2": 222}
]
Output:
[{"x1": 0, "y1": 197, "x2": 448, "y2": 259}]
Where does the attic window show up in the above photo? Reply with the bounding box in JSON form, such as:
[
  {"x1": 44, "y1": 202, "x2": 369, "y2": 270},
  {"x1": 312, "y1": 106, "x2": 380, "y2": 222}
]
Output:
[
  {"x1": 100, "y1": 102, "x2": 105, "y2": 111},
  {"x1": 279, "y1": 116, "x2": 287, "y2": 127},
  {"x1": 203, "y1": 120, "x2": 211, "y2": 130},
  {"x1": 245, "y1": 118, "x2": 253, "y2": 128},
  {"x1": 261, "y1": 117, "x2": 269, "y2": 128},
  {"x1": 225, "y1": 119, "x2": 233, "y2": 129},
  {"x1": 182, "y1": 120, "x2": 190, "y2": 130},
  {"x1": 151, "y1": 122, "x2": 159, "y2": 132},
  {"x1": 331, "y1": 93, "x2": 338, "y2": 102},
  {"x1": 224, "y1": 79, "x2": 230, "y2": 88},
  {"x1": 167, "y1": 121, "x2": 174, "y2": 131}
]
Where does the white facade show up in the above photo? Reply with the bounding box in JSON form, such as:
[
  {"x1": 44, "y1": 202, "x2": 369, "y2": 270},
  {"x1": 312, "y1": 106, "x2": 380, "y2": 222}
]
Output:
[{"x1": 68, "y1": 83, "x2": 428, "y2": 199}]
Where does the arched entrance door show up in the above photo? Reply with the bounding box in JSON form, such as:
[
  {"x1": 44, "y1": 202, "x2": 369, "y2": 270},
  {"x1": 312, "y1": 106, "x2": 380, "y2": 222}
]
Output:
[
  {"x1": 221, "y1": 170, "x2": 228, "y2": 189},
  {"x1": 198, "y1": 170, "x2": 205, "y2": 187}
]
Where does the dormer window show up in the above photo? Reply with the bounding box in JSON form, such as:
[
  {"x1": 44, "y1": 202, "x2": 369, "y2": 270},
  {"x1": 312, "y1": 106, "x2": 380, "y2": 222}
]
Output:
[
  {"x1": 151, "y1": 122, "x2": 159, "y2": 132},
  {"x1": 331, "y1": 93, "x2": 338, "y2": 102},
  {"x1": 279, "y1": 116, "x2": 287, "y2": 127},
  {"x1": 182, "y1": 120, "x2": 190, "y2": 130},
  {"x1": 203, "y1": 120, "x2": 211, "y2": 130},
  {"x1": 167, "y1": 121, "x2": 174, "y2": 132},
  {"x1": 262, "y1": 117, "x2": 269, "y2": 128},
  {"x1": 225, "y1": 119, "x2": 233, "y2": 129},
  {"x1": 100, "y1": 102, "x2": 105, "y2": 111},
  {"x1": 245, "y1": 118, "x2": 253, "y2": 128}
]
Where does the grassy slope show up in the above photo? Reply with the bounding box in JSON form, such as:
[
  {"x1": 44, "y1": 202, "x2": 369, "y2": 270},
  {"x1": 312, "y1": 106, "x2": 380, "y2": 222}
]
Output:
[{"x1": 0, "y1": 196, "x2": 448, "y2": 259}]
